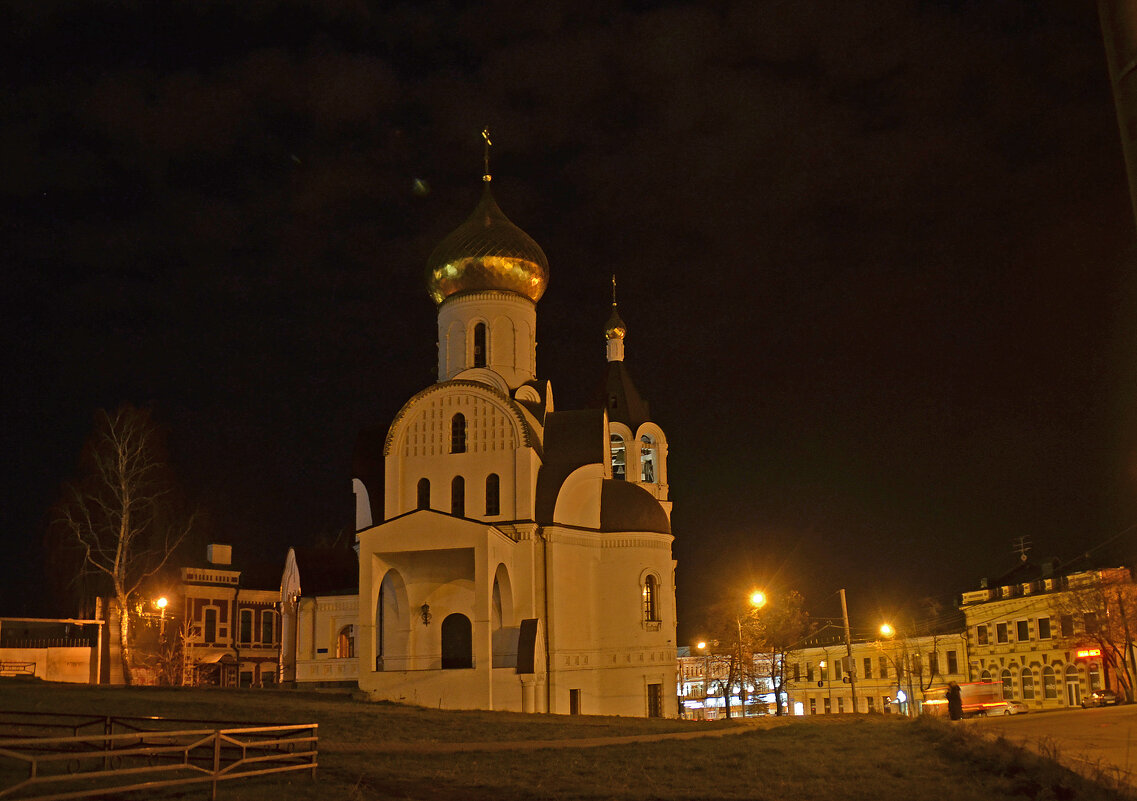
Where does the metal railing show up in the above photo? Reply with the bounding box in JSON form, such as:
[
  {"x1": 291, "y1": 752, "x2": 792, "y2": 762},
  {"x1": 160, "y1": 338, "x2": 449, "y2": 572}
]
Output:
[
  {"x1": 0, "y1": 711, "x2": 316, "y2": 800},
  {"x1": 0, "y1": 665, "x2": 34, "y2": 678}
]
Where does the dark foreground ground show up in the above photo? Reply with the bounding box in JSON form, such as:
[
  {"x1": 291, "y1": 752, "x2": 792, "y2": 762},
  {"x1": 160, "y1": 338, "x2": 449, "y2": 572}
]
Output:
[{"x1": 0, "y1": 680, "x2": 1131, "y2": 801}]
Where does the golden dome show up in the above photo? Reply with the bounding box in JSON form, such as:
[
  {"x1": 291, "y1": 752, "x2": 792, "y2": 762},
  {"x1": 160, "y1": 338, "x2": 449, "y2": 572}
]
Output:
[
  {"x1": 604, "y1": 303, "x2": 626, "y2": 340},
  {"x1": 426, "y1": 183, "x2": 549, "y2": 305}
]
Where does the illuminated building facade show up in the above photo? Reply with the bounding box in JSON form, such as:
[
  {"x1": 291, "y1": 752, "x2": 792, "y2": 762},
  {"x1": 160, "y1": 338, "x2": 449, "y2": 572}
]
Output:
[
  {"x1": 959, "y1": 564, "x2": 1131, "y2": 710},
  {"x1": 346, "y1": 161, "x2": 678, "y2": 716}
]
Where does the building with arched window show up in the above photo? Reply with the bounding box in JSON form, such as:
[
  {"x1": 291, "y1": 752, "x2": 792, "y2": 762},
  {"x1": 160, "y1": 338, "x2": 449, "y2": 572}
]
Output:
[
  {"x1": 339, "y1": 165, "x2": 678, "y2": 716},
  {"x1": 957, "y1": 562, "x2": 1135, "y2": 711}
]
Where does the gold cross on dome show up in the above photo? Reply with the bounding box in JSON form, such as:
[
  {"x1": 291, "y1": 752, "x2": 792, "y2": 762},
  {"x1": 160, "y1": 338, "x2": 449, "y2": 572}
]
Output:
[{"x1": 482, "y1": 128, "x2": 492, "y2": 181}]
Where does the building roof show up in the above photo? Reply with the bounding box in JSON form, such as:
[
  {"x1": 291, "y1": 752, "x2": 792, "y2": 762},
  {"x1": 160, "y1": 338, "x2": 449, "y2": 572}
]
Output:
[
  {"x1": 599, "y1": 479, "x2": 671, "y2": 535},
  {"x1": 594, "y1": 359, "x2": 651, "y2": 430},
  {"x1": 534, "y1": 409, "x2": 606, "y2": 525}
]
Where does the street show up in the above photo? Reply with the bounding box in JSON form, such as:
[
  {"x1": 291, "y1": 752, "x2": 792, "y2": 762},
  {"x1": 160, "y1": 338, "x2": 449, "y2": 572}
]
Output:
[{"x1": 970, "y1": 704, "x2": 1137, "y2": 786}]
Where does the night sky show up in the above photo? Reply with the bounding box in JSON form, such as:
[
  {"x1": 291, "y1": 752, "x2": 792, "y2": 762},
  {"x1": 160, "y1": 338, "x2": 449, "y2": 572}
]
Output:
[{"x1": 4, "y1": 0, "x2": 1136, "y2": 641}]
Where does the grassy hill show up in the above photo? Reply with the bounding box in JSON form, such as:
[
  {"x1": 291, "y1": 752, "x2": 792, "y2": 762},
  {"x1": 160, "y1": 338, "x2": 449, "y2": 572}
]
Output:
[{"x1": 0, "y1": 680, "x2": 1129, "y2": 800}]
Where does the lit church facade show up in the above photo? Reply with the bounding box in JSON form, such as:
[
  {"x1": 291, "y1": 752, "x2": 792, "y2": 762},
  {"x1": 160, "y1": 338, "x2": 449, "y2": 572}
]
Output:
[{"x1": 346, "y1": 166, "x2": 678, "y2": 716}]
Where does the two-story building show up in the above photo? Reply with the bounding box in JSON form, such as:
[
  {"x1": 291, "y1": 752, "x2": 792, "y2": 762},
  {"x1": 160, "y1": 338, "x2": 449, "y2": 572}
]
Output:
[
  {"x1": 784, "y1": 629, "x2": 969, "y2": 716},
  {"x1": 173, "y1": 544, "x2": 281, "y2": 687},
  {"x1": 959, "y1": 561, "x2": 1131, "y2": 709}
]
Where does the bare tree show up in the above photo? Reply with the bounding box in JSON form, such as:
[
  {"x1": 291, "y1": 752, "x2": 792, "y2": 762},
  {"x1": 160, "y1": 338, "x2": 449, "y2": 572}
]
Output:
[
  {"x1": 1053, "y1": 569, "x2": 1137, "y2": 701},
  {"x1": 748, "y1": 591, "x2": 811, "y2": 716},
  {"x1": 52, "y1": 405, "x2": 193, "y2": 684}
]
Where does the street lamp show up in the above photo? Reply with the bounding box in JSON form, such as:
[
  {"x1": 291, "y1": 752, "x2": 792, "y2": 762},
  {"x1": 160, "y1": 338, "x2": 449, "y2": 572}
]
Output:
[
  {"x1": 878, "y1": 622, "x2": 913, "y2": 716},
  {"x1": 696, "y1": 641, "x2": 711, "y2": 718},
  {"x1": 155, "y1": 596, "x2": 168, "y2": 636},
  {"x1": 735, "y1": 590, "x2": 767, "y2": 718}
]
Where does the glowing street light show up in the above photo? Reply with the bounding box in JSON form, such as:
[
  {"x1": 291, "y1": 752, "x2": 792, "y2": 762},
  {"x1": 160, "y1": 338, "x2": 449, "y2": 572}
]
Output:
[
  {"x1": 156, "y1": 596, "x2": 168, "y2": 636},
  {"x1": 749, "y1": 590, "x2": 767, "y2": 609},
  {"x1": 879, "y1": 623, "x2": 895, "y2": 638}
]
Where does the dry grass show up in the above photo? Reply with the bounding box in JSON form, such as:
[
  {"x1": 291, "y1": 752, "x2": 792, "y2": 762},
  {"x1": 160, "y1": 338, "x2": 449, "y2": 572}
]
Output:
[{"x1": 0, "y1": 679, "x2": 1132, "y2": 801}]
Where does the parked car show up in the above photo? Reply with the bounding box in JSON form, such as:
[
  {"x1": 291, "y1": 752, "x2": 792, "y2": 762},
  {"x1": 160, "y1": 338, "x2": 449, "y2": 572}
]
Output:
[
  {"x1": 1003, "y1": 701, "x2": 1029, "y2": 715},
  {"x1": 1081, "y1": 690, "x2": 1120, "y2": 708}
]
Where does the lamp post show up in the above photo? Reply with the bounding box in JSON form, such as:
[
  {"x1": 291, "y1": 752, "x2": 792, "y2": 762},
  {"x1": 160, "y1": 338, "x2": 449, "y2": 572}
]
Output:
[
  {"x1": 156, "y1": 596, "x2": 168, "y2": 636},
  {"x1": 696, "y1": 641, "x2": 710, "y2": 720},
  {"x1": 839, "y1": 588, "x2": 857, "y2": 713},
  {"x1": 879, "y1": 623, "x2": 914, "y2": 717},
  {"x1": 735, "y1": 591, "x2": 767, "y2": 718}
]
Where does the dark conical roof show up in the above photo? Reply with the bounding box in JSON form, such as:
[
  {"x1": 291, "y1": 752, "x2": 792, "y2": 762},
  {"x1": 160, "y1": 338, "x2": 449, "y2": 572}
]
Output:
[{"x1": 595, "y1": 360, "x2": 651, "y2": 430}]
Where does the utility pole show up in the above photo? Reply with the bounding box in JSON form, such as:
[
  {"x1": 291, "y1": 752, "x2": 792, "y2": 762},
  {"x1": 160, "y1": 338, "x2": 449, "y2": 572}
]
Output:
[{"x1": 840, "y1": 588, "x2": 858, "y2": 712}]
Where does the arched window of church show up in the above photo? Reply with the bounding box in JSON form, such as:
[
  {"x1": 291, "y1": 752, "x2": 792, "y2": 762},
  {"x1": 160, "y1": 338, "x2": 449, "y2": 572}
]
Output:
[
  {"x1": 640, "y1": 435, "x2": 656, "y2": 483},
  {"x1": 336, "y1": 625, "x2": 355, "y2": 659},
  {"x1": 642, "y1": 575, "x2": 659, "y2": 622},
  {"x1": 610, "y1": 434, "x2": 626, "y2": 480},
  {"x1": 417, "y1": 478, "x2": 430, "y2": 510},
  {"x1": 485, "y1": 473, "x2": 500, "y2": 516},
  {"x1": 441, "y1": 613, "x2": 473, "y2": 669},
  {"x1": 473, "y1": 323, "x2": 487, "y2": 368},
  {"x1": 451, "y1": 414, "x2": 467, "y2": 453},
  {"x1": 451, "y1": 476, "x2": 465, "y2": 517}
]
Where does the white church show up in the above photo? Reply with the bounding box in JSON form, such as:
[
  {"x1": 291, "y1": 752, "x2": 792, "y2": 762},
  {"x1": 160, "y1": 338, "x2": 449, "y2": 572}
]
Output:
[{"x1": 284, "y1": 156, "x2": 678, "y2": 717}]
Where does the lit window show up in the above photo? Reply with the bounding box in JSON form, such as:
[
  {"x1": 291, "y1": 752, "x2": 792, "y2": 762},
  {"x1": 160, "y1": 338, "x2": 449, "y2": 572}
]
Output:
[
  {"x1": 642, "y1": 575, "x2": 659, "y2": 622},
  {"x1": 451, "y1": 414, "x2": 467, "y2": 453},
  {"x1": 1089, "y1": 662, "x2": 1102, "y2": 691},
  {"x1": 336, "y1": 625, "x2": 355, "y2": 659}
]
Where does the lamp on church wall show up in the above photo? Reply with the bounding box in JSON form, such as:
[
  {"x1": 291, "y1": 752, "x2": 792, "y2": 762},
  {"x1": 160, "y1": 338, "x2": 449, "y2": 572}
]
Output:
[{"x1": 420, "y1": 603, "x2": 432, "y2": 626}]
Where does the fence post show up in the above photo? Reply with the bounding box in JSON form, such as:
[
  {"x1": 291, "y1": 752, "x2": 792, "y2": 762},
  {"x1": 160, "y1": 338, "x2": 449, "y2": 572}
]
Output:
[
  {"x1": 212, "y1": 730, "x2": 221, "y2": 800},
  {"x1": 103, "y1": 716, "x2": 112, "y2": 770}
]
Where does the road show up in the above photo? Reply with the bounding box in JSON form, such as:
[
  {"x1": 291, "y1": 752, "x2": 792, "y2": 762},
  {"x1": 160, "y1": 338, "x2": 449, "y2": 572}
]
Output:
[{"x1": 970, "y1": 704, "x2": 1137, "y2": 785}]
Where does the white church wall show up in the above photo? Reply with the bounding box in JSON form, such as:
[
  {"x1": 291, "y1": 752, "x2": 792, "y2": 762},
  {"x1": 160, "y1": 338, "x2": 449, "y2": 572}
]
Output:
[
  {"x1": 385, "y1": 388, "x2": 532, "y2": 522},
  {"x1": 437, "y1": 291, "x2": 537, "y2": 387}
]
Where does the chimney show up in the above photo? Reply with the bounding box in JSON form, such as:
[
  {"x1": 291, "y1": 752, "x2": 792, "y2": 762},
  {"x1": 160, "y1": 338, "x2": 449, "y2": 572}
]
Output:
[{"x1": 206, "y1": 544, "x2": 232, "y2": 566}]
